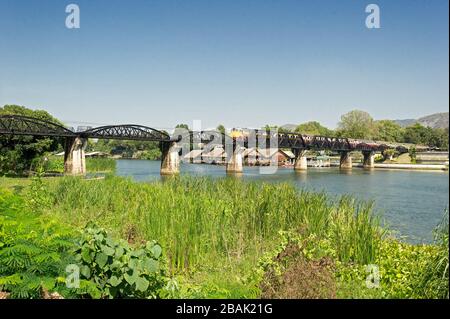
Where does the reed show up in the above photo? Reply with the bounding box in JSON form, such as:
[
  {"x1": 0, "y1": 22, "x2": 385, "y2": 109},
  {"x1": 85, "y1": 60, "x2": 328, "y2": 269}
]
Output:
[
  {"x1": 45, "y1": 175, "x2": 384, "y2": 273},
  {"x1": 45, "y1": 156, "x2": 116, "y2": 173}
]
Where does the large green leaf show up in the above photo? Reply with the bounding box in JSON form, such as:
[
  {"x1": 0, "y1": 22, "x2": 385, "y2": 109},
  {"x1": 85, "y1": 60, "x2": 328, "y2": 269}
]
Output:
[
  {"x1": 124, "y1": 271, "x2": 138, "y2": 285},
  {"x1": 81, "y1": 247, "x2": 92, "y2": 263},
  {"x1": 143, "y1": 258, "x2": 159, "y2": 273},
  {"x1": 128, "y1": 258, "x2": 139, "y2": 270},
  {"x1": 114, "y1": 247, "x2": 125, "y2": 258},
  {"x1": 101, "y1": 245, "x2": 115, "y2": 256},
  {"x1": 108, "y1": 275, "x2": 122, "y2": 287},
  {"x1": 94, "y1": 234, "x2": 105, "y2": 242},
  {"x1": 150, "y1": 244, "x2": 162, "y2": 259},
  {"x1": 135, "y1": 276, "x2": 149, "y2": 292},
  {"x1": 95, "y1": 252, "x2": 108, "y2": 268},
  {"x1": 80, "y1": 265, "x2": 91, "y2": 279}
]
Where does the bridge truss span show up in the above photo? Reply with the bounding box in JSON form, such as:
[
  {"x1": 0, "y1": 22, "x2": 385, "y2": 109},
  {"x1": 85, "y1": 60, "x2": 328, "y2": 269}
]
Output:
[
  {"x1": 0, "y1": 114, "x2": 424, "y2": 175},
  {"x1": 0, "y1": 114, "x2": 76, "y2": 138},
  {"x1": 81, "y1": 124, "x2": 171, "y2": 142}
]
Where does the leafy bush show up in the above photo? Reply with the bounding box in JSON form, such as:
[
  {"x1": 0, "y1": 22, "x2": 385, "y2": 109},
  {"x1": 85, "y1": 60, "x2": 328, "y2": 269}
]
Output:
[
  {"x1": 42, "y1": 155, "x2": 64, "y2": 173},
  {"x1": 0, "y1": 189, "x2": 75, "y2": 298},
  {"x1": 75, "y1": 222, "x2": 167, "y2": 298},
  {"x1": 409, "y1": 147, "x2": 417, "y2": 164},
  {"x1": 23, "y1": 172, "x2": 53, "y2": 213},
  {"x1": 133, "y1": 149, "x2": 162, "y2": 160},
  {"x1": 336, "y1": 238, "x2": 443, "y2": 299},
  {"x1": 0, "y1": 105, "x2": 64, "y2": 176}
]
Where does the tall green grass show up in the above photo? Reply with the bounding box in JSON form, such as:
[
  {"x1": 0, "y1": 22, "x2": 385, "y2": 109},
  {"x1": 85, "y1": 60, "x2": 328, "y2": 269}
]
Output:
[
  {"x1": 85, "y1": 158, "x2": 116, "y2": 172},
  {"x1": 45, "y1": 176, "x2": 384, "y2": 272},
  {"x1": 413, "y1": 217, "x2": 449, "y2": 298},
  {"x1": 45, "y1": 156, "x2": 116, "y2": 173}
]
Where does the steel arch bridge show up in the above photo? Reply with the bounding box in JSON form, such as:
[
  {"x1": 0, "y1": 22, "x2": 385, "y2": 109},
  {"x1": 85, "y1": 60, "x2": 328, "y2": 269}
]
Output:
[
  {"x1": 1, "y1": 114, "x2": 424, "y2": 175},
  {"x1": 80, "y1": 124, "x2": 171, "y2": 141},
  {"x1": 0, "y1": 114, "x2": 76, "y2": 138},
  {"x1": 0, "y1": 115, "x2": 171, "y2": 142},
  {"x1": 177, "y1": 130, "x2": 408, "y2": 153},
  {"x1": 0, "y1": 114, "x2": 412, "y2": 153}
]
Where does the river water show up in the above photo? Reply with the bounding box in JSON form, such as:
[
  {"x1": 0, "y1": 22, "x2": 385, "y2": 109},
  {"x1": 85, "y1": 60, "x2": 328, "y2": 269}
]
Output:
[{"x1": 115, "y1": 159, "x2": 449, "y2": 244}]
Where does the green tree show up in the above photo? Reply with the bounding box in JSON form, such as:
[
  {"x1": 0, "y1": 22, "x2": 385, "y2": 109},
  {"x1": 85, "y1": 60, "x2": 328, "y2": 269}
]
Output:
[
  {"x1": 403, "y1": 124, "x2": 449, "y2": 149},
  {"x1": 216, "y1": 124, "x2": 226, "y2": 134},
  {"x1": 337, "y1": 110, "x2": 377, "y2": 139},
  {"x1": 403, "y1": 123, "x2": 432, "y2": 145},
  {"x1": 0, "y1": 105, "x2": 63, "y2": 175},
  {"x1": 428, "y1": 128, "x2": 449, "y2": 150},
  {"x1": 374, "y1": 120, "x2": 404, "y2": 142},
  {"x1": 88, "y1": 139, "x2": 161, "y2": 158},
  {"x1": 295, "y1": 121, "x2": 334, "y2": 136},
  {"x1": 175, "y1": 124, "x2": 189, "y2": 130},
  {"x1": 262, "y1": 125, "x2": 288, "y2": 133},
  {"x1": 409, "y1": 147, "x2": 417, "y2": 163}
]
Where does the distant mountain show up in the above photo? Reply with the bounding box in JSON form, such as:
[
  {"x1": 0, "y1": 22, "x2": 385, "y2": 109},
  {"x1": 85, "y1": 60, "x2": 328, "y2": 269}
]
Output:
[
  {"x1": 394, "y1": 118, "x2": 417, "y2": 127},
  {"x1": 395, "y1": 112, "x2": 449, "y2": 129},
  {"x1": 417, "y1": 112, "x2": 449, "y2": 129}
]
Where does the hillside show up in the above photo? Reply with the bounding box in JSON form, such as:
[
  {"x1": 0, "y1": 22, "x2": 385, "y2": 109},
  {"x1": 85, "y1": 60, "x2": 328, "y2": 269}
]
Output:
[{"x1": 395, "y1": 112, "x2": 449, "y2": 129}]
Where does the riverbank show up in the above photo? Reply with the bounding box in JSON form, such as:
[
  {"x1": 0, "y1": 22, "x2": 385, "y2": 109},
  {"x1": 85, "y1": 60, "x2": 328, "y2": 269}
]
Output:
[
  {"x1": 0, "y1": 175, "x2": 448, "y2": 299},
  {"x1": 348, "y1": 163, "x2": 448, "y2": 171}
]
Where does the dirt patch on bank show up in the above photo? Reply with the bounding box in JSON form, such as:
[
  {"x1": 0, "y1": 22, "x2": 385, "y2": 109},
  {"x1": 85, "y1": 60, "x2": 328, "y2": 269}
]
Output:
[
  {"x1": 0, "y1": 291, "x2": 10, "y2": 299},
  {"x1": 260, "y1": 242, "x2": 336, "y2": 299}
]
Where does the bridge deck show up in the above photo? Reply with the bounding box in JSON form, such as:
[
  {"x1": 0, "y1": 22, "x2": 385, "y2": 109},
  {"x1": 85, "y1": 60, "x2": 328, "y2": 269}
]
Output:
[{"x1": 0, "y1": 114, "x2": 429, "y2": 153}]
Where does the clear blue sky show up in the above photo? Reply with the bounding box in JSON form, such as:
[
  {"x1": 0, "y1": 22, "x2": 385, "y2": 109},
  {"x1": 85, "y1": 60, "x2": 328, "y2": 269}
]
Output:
[{"x1": 0, "y1": 0, "x2": 448, "y2": 130}]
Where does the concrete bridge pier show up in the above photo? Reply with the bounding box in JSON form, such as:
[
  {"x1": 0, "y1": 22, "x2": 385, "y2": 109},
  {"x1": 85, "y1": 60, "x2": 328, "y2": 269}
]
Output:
[
  {"x1": 294, "y1": 149, "x2": 308, "y2": 171},
  {"x1": 339, "y1": 151, "x2": 353, "y2": 170},
  {"x1": 362, "y1": 151, "x2": 375, "y2": 169},
  {"x1": 64, "y1": 136, "x2": 87, "y2": 175},
  {"x1": 226, "y1": 148, "x2": 243, "y2": 174},
  {"x1": 160, "y1": 142, "x2": 180, "y2": 175}
]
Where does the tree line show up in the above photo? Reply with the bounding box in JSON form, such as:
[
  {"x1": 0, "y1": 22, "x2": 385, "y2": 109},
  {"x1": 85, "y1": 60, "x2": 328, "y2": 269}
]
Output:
[
  {"x1": 290, "y1": 110, "x2": 448, "y2": 150},
  {"x1": 1, "y1": 105, "x2": 448, "y2": 175}
]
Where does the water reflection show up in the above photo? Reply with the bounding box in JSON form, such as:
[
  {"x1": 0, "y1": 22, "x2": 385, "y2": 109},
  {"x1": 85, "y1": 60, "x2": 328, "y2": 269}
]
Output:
[
  {"x1": 294, "y1": 170, "x2": 308, "y2": 182},
  {"x1": 226, "y1": 172, "x2": 243, "y2": 179},
  {"x1": 339, "y1": 169, "x2": 353, "y2": 175}
]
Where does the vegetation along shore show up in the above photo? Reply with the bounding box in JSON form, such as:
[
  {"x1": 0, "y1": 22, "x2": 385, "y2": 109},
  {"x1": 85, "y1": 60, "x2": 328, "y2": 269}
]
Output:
[
  {"x1": 0, "y1": 105, "x2": 448, "y2": 299},
  {"x1": 0, "y1": 175, "x2": 448, "y2": 299}
]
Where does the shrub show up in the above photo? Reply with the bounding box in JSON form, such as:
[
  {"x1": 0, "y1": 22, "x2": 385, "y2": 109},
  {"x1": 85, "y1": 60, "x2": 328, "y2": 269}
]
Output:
[
  {"x1": 0, "y1": 189, "x2": 76, "y2": 298},
  {"x1": 335, "y1": 239, "x2": 441, "y2": 299},
  {"x1": 409, "y1": 147, "x2": 417, "y2": 164},
  {"x1": 75, "y1": 222, "x2": 167, "y2": 298},
  {"x1": 23, "y1": 172, "x2": 52, "y2": 213}
]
